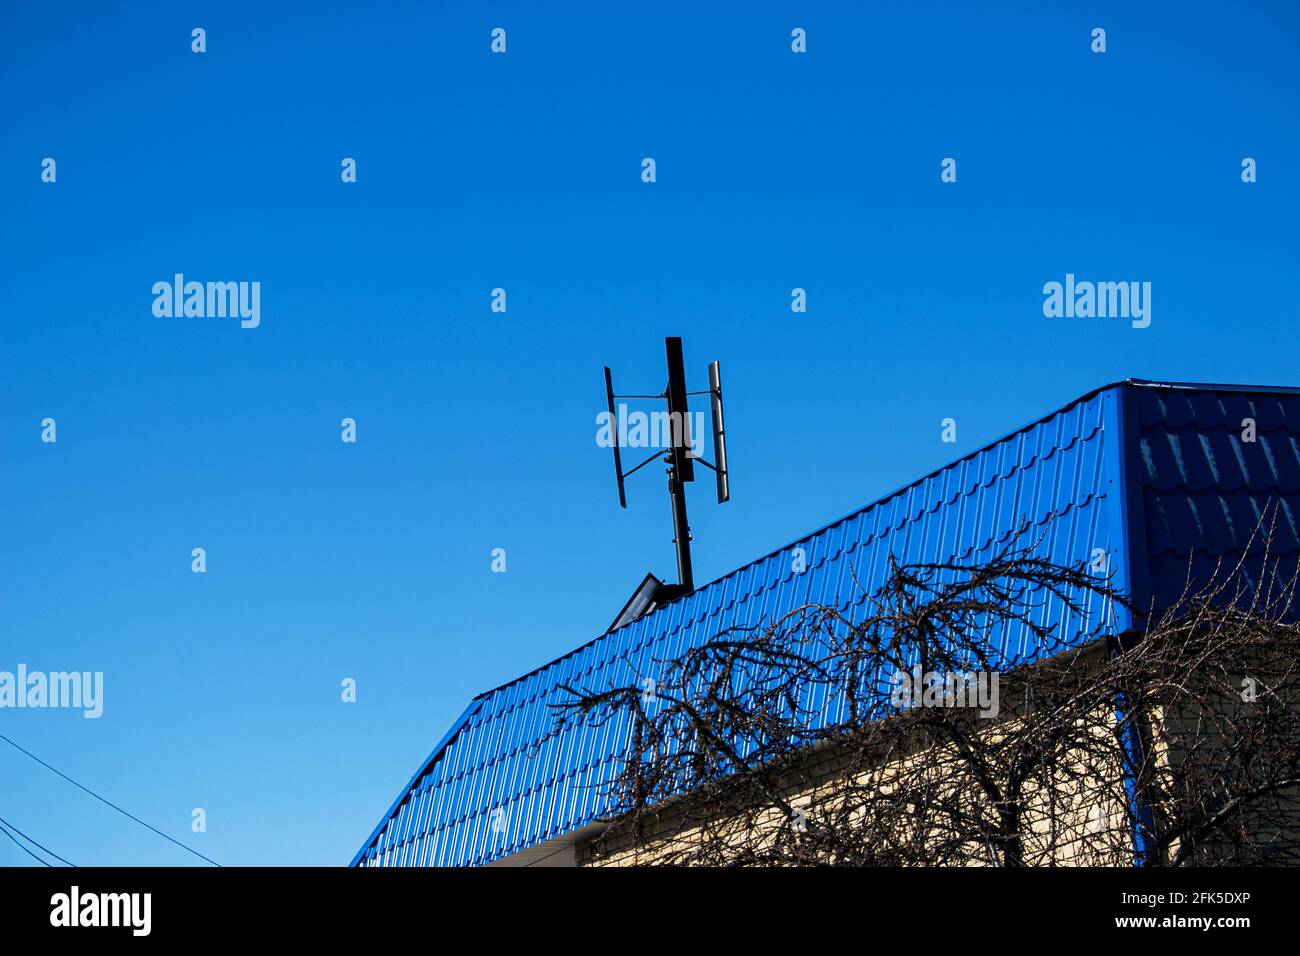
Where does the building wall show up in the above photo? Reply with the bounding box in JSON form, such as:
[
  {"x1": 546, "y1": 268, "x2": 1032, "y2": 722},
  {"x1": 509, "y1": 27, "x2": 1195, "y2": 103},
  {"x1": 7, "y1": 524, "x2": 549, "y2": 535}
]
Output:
[
  {"x1": 577, "y1": 657, "x2": 1136, "y2": 868},
  {"x1": 577, "y1": 720, "x2": 1134, "y2": 867},
  {"x1": 577, "y1": 636, "x2": 1300, "y2": 867}
]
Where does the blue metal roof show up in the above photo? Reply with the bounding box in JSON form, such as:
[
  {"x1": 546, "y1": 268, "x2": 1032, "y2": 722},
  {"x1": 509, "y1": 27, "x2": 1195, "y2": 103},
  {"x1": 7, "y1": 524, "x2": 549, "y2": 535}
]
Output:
[
  {"x1": 352, "y1": 380, "x2": 1300, "y2": 867},
  {"x1": 1127, "y1": 382, "x2": 1300, "y2": 614}
]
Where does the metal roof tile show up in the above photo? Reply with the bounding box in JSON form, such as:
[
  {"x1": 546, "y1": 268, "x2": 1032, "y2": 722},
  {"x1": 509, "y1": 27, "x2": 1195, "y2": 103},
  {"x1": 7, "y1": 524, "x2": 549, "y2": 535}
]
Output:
[{"x1": 353, "y1": 380, "x2": 1300, "y2": 867}]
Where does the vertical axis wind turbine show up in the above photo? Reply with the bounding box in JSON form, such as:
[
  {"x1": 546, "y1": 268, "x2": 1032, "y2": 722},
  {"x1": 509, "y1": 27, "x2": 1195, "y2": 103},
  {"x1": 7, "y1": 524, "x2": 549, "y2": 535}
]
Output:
[{"x1": 603, "y1": 336, "x2": 730, "y2": 598}]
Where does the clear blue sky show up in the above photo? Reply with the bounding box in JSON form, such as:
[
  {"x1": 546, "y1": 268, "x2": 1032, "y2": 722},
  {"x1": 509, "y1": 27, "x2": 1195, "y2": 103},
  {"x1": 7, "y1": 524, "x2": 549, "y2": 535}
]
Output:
[{"x1": 1, "y1": 1, "x2": 1297, "y2": 866}]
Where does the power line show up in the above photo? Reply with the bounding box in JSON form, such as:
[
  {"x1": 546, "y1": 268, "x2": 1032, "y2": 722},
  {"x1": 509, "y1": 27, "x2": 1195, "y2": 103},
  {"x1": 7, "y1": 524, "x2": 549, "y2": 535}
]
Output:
[
  {"x1": 0, "y1": 813, "x2": 76, "y2": 866},
  {"x1": 0, "y1": 819, "x2": 52, "y2": 867},
  {"x1": 0, "y1": 731, "x2": 221, "y2": 867}
]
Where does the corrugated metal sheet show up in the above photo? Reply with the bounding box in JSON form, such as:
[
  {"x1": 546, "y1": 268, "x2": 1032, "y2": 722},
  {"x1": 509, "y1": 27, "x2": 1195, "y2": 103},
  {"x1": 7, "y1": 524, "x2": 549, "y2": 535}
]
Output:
[{"x1": 353, "y1": 382, "x2": 1143, "y2": 868}]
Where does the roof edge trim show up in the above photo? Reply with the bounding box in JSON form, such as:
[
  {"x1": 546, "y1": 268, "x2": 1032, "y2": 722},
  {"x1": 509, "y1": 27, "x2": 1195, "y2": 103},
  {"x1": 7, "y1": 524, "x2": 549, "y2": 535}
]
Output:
[{"x1": 349, "y1": 698, "x2": 485, "y2": 867}]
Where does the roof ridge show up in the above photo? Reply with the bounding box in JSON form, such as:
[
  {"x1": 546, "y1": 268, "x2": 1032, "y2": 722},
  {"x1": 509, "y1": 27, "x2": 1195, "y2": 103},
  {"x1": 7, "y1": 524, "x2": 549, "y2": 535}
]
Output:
[{"x1": 1125, "y1": 379, "x2": 1300, "y2": 395}]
